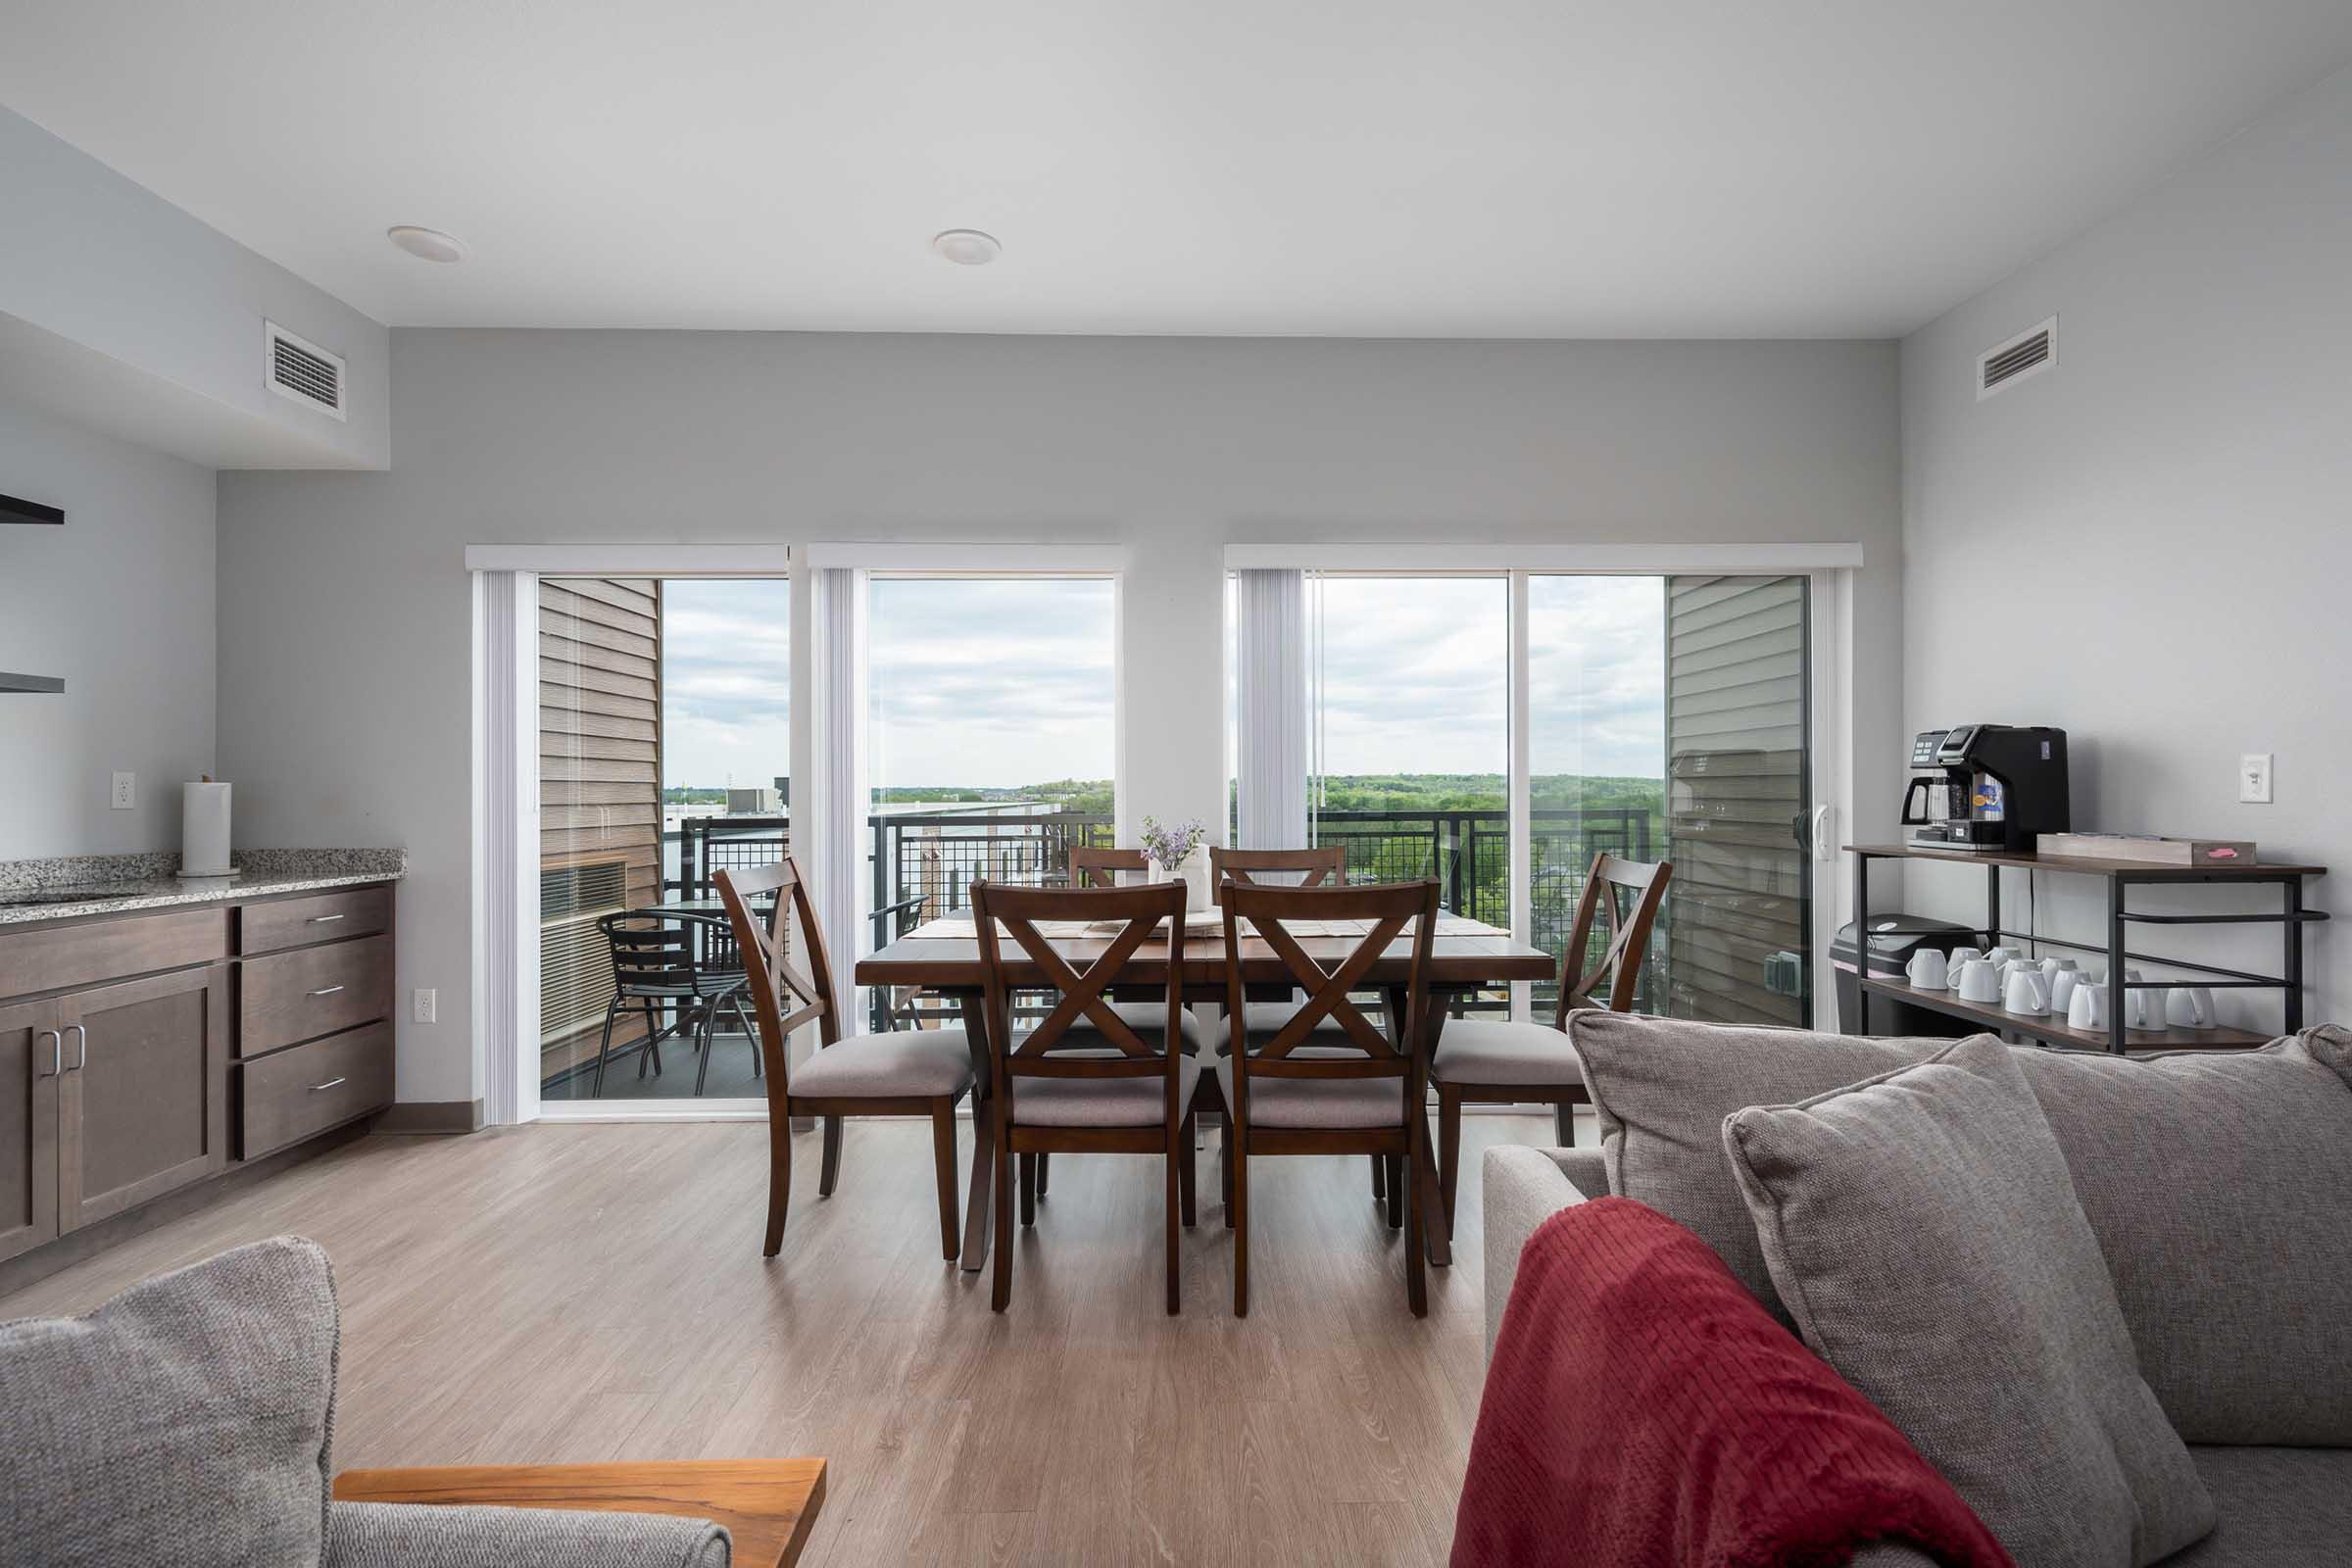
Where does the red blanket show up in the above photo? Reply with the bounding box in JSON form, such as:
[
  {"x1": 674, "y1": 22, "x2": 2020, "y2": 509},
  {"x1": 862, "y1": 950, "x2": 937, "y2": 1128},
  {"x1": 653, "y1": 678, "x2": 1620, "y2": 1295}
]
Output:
[{"x1": 1452, "y1": 1198, "x2": 2014, "y2": 1568}]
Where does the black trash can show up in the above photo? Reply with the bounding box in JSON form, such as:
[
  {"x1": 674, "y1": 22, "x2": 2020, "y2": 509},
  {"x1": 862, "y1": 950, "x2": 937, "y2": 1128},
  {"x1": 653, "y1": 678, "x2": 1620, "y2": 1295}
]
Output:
[{"x1": 1831, "y1": 915, "x2": 1981, "y2": 1037}]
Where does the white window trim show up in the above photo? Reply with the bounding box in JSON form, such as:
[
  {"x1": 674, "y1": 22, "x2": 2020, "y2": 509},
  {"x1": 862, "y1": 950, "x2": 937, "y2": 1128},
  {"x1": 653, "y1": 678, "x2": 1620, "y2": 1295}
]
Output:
[
  {"x1": 802, "y1": 542, "x2": 1128, "y2": 573},
  {"x1": 464, "y1": 544, "x2": 794, "y2": 576},
  {"x1": 1225, "y1": 542, "x2": 1862, "y2": 572}
]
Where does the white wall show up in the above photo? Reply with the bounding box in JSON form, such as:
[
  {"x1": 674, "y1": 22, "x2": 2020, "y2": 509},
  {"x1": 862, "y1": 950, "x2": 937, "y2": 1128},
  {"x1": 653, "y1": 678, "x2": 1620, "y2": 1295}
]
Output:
[
  {"x1": 0, "y1": 105, "x2": 389, "y2": 471},
  {"x1": 219, "y1": 330, "x2": 1901, "y2": 1103},
  {"x1": 1901, "y1": 63, "x2": 2352, "y2": 1026},
  {"x1": 0, "y1": 397, "x2": 217, "y2": 857}
]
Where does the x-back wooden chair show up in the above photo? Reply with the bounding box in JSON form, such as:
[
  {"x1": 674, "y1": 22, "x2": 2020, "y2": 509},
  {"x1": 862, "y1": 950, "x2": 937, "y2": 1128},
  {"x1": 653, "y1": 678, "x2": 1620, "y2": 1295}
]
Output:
[
  {"x1": 1207, "y1": 845, "x2": 1346, "y2": 902},
  {"x1": 1068, "y1": 845, "x2": 1149, "y2": 887},
  {"x1": 1432, "y1": 851, "x2": 1672, "y2": 1227},
  {"x1": 715, "y1": 860, "x2": 975, "y2": 1260},
  {"x1": 1218, "y1": 877, "x2": 1439, "y2": 1318},
  {"x1": 972, "y1": 878, "x2": 1201, "y2": 1314}
]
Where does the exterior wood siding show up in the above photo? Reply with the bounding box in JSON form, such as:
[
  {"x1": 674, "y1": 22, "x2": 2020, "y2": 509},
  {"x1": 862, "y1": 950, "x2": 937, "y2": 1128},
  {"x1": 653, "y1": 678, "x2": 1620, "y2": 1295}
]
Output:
[
  {"x1": 539, "y1": 578, "x2": 662, "y2": 1075},
  {"x1": 1663, "y1": 575, "x2": 1809, "y2": 1027}
]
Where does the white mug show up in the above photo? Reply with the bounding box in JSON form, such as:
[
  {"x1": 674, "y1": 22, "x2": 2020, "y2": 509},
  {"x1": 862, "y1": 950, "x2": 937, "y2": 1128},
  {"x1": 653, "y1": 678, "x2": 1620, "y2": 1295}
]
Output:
[
  {"x1": 2167, "y1": 986, "x2": 2218, "y2": 1030},
  {"x1": 1905, "y1": 949, "x2": 1949, "y2": 991},
  {"x1": 1983, "y1": 946, "x2": 2018, "y2": 971},
  {"x1": 2039, "y1": 956, "x2": 2079, "y2": 981},
  {"x1": 1940, "y1": 948, "x2": 1982, "y2": 988},
  {"x1": 2047, "y1": 968, "x2": 2083, "y2": 1014},
  {"x1": 2124, "y1": 968, "x2": 2157, "y2": 1029},
  {"x1": 1956, "y1": 958, "x2": 2002, "y2": 1004},
  {"x1": 2068, "y1": 985, "x2": 2109, "y2": 1030},
  {"x1": 2004, "y1": 967, "x2": 2050, "y2": 1016}
]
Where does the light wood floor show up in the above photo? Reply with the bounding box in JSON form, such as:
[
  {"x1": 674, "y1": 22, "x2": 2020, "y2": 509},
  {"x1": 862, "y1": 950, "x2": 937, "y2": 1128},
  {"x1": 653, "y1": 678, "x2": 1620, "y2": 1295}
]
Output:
[{"x1": 0, "y1": 1110, "x2": 1580, "y2": 1565}]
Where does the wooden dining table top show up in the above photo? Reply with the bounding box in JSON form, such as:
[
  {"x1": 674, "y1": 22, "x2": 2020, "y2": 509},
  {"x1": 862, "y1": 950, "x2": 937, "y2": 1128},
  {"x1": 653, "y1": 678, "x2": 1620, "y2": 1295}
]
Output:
[{"x1": 857, "y1": 913, "x2": 1554, "y2": 991}]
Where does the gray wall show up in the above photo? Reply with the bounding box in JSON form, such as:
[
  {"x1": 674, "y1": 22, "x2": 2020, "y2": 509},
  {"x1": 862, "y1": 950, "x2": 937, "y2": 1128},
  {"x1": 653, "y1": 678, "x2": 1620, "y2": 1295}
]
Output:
[
  {"x1": 1900, "y1": 62, "x2": 2351, "y2": 1025},
  {"x1": 220, "y1": 330, "x2": 1902, "y2": 1102},
  {"x1": 0, "y1": 396, "x2": 217, "y2": 857},
  {"x1": 0, "y1": 105, "x2": 389, "y2": 470}
]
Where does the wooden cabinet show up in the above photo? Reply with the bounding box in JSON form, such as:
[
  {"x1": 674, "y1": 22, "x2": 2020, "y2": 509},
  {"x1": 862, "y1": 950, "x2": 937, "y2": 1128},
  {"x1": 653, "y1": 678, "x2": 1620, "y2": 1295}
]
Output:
[
  {"x1": 0, "y1": 879, "x2": 396, "y2": 1286},
  {"x1": 0, "y1": 998, "x2": 62, "y2": 1265},
  {"x1": 57, "y1": 965, "x2": 229, "y2": 1231}
]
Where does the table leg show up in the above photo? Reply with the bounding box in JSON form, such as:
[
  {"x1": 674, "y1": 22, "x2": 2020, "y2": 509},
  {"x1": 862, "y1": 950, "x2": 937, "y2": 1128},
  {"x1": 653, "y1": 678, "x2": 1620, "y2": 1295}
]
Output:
[
  {"x1": 1391, "y1": 986, "x2": 1452, "y2": 1270},
  {"x1": 955, "y1": 992, "x2": 996, "y2": 1273}
]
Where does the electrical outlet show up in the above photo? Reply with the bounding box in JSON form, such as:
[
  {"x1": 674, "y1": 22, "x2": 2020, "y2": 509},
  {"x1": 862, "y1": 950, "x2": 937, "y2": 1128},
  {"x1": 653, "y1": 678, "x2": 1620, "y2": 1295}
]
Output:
[
  {"x1": 2239, "y1": 753, "x2": 2274, "y2": 805},
  {"x1": 412, "y1": 988, "x2": 438, "y2": 1024},
  {"x1": 110, "y1": 771, "x2": 136, "y2": 810}
]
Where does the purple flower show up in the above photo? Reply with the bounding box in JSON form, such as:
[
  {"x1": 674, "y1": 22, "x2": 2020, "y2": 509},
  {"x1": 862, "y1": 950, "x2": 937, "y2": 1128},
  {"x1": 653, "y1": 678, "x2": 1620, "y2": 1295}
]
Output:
[{"x1": 1140, "y1": 815, "x2": 1207, "y2": 869}]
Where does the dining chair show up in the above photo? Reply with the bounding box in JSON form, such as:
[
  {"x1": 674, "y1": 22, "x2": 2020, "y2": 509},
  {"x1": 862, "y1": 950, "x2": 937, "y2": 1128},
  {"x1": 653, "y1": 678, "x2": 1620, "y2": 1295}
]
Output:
[
  {"x1": 714, "y1": 860, "x2": 975, "y2": 1260},
  {"x1": 1068, "y1": 845, "x2": 1148, "y2": 887},
  {"x1": 1431, "y1": 852, "x2": 1672, "y2": 1227},
  {"x1": 972, "y1": 877, "x2": 1202, "y2": 1314},
  {"x1": 590, "y1": 911, "x2": 757, "y2": 1097},
  {"x1": 1218, "y1": 877, "x2": 1439, "y2": 1318}
]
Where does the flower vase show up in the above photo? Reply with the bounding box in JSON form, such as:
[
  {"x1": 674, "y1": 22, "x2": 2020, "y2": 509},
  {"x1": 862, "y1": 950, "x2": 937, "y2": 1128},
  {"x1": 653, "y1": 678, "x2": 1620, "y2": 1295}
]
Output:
[{"x1": 1152, "y1": 848, "x2": 1214, "y2": 912}]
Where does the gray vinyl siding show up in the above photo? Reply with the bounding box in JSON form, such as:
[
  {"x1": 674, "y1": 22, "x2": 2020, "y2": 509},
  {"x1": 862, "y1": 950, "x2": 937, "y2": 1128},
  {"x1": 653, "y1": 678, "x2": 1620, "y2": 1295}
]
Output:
[{"x1": 1663, "y1": 576, "x2": 1809, "y2": 1026}]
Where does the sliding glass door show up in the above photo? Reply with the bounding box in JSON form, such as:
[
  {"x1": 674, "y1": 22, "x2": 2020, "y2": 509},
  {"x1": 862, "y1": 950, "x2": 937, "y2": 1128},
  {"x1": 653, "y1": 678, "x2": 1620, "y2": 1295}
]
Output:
[{"x1": 1235, "y1": 566, "x2": 1817, "y2": 1027}]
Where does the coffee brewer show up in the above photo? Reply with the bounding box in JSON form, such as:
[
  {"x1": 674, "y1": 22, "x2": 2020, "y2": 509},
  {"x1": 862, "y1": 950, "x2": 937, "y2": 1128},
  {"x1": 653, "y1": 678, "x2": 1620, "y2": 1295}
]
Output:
[{"x1": 1902, "y1": 725, "x2": 2071, "y2": 853}]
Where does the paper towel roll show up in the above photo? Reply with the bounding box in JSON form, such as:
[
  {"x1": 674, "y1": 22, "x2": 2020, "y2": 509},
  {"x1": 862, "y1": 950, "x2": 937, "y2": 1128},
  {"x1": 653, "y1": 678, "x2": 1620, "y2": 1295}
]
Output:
[{"x1": 180, "y1": 781, "x2": 234, "y2": 877}]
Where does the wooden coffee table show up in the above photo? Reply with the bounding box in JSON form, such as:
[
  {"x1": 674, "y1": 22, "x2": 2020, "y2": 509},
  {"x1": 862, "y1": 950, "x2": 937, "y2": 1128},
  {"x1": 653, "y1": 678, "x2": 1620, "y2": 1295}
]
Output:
[{"x1": 334, "y1": 1459, "x2": 827, "y2": 1567}]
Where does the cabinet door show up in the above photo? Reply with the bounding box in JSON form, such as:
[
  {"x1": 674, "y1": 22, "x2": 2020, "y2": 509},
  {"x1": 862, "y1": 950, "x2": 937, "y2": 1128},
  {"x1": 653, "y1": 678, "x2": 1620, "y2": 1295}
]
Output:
[
  {"x1": 0, "y1": 999, "x2": 61, "y2": 1264},
  {"x1": 57, "y1": 966, "x2": 229, "y2": 1232}
]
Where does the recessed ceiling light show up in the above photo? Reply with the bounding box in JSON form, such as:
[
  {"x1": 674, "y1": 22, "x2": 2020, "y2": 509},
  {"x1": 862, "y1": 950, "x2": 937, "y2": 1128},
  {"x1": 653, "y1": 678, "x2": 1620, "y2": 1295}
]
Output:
[
  {"x1": 386, "y1": 225, "x2": 471, "y2": 264},
  {"x1": 932, "y1": 228, "x2": 1002, "y2": 267}
]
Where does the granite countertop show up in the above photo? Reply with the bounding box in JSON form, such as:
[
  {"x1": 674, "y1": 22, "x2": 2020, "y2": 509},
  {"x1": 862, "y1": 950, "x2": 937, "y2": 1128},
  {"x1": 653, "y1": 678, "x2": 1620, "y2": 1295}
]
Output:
[{"x1": 0, "y1": 849, "x2": 408, "y2": 926}]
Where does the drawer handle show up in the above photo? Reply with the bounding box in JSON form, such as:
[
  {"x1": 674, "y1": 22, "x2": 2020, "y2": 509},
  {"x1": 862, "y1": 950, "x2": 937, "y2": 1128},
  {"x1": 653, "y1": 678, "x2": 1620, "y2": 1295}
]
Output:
[
  {"x1": 66, "y1": 1023, "x2": 86, "y2": 1071},
  {"x1": 310, "y1": 913, "x2": 347, "y2": 924},
  {"x1": 310, "y1": 1077, "x2": 348, "y2": 1092},
  {"x1": 36, "y1": 1028, "x2": 60, "y2": 1078},
  {"x1": 308, "y1": 985, "x2": 347, "y2": 999}
]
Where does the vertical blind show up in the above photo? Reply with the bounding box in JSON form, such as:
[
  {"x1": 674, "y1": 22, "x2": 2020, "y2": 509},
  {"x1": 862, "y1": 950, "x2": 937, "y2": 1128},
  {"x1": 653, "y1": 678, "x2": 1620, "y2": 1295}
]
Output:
[{"x1": 1232, "y1": 568, "x2": 1310, "y2": 849}]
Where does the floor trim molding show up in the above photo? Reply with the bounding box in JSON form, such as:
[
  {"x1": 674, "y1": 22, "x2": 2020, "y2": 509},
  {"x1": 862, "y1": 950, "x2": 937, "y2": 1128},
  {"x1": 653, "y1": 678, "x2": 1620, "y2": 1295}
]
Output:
[{"x1": 371, "y1": 1100, "x2": 486, "y2": 1135}]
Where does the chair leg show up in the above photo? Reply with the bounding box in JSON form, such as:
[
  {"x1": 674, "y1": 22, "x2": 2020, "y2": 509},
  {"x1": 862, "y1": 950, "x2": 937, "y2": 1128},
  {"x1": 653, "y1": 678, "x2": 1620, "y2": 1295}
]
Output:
[
  {"x1": 1384, "y1": 1152, "x2": 1404, "y2": 1231},
  {"x1": 1221, "y1": 1122, "x2": 1236, "y2": 1226},
  {"x1": 736, "y1": 997, "x2": 761, "y2": 1077},
  {"x1": 1232, "y1": 1136, "x2": 1251, "y2": 1318},
  {"x1": 589, "y1": 999, "x2": 620, "y2": 1099},
  {"x1": 1018, "y1": 1152, "x2": 1037, "y2": 1228},
  {"x1": 929, "y1": 1097, "x2": 960, "y2": 1262},
  {"x1": 1439, "y1": 1081, "x2": 1464, "y2": 1232},
  {"x1": 761, "y1": 1100, "x2": 793, "y2": 1256},
  {"x1": 1178, "y1": 1110, "x2": 1198, "y2": 1227},
  {"x1": 1555, "y1": 1099, "x2": 1578, "y2": 1147},
  {"x1": 818, "y1": 1116, "x2": 844, "y2": 1198},
  {"x1": 1371, "y1": 1152, "x2": 1386, "y2": 1202},
  {"x1": 1036, "y1": 1151, "x2": 1050, "y2": 1196},
  {"x1": 692, "y1": 1002, "x2": 715, "y2": 1096},
  {"x1": 991, "y1": 1138, "x2": 1015, "y2": 1313},
  {"x1": 1164, "y1": 1132, "x2": 1181, "y2": 1317},
  {"x1": 1403, "y1": 1119, "x2": 1429, "y2": 1318}
]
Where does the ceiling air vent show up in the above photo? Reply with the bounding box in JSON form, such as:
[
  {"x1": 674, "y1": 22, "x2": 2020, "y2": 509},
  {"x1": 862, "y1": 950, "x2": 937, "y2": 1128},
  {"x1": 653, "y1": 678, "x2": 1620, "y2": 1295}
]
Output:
[
  {"x1": 1977, "y1": 316, "x2": 2056, "y2": 400},
  {"x1": 266, "y1": 321, "x2": 348, "y2": 420}
]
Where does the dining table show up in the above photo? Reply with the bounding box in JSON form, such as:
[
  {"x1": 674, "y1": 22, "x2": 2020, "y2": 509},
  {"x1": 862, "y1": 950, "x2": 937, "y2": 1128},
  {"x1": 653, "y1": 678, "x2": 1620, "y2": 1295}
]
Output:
[{"x1": 855, "y1": 910, "x2": 1555, "y2": 1273}]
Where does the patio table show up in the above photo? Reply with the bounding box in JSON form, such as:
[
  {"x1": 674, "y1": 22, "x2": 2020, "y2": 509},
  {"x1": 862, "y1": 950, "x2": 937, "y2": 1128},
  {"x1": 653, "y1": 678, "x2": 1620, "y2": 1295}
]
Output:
[{"x1": 856, "y1": 913, "x2": 1554, "y2": 1273}]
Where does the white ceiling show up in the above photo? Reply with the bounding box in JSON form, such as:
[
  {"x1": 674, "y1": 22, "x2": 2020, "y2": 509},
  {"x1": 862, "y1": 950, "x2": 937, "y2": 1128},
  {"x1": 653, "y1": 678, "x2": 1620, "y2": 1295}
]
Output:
[{"x1": 5, "y1": 2, "x2": 2351, "y2": 338}]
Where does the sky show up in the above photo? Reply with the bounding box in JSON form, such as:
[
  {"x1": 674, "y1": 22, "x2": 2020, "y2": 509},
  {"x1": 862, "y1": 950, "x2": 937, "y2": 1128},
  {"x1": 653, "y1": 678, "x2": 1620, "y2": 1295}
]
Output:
[{"x1": 648, "y1": 573, "x2": 1665, "y2": 793}]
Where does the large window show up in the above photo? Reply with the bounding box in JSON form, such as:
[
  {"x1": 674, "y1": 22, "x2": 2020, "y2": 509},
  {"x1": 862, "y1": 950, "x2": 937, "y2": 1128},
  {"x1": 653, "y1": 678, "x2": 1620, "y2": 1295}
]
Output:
[
  {"x1": 1231, "y1": 566, "x2": 1815, "y2": 1026},
  {"x1": 538, "y1": 575, "x2": 790, "y2": 1103},
  {"x1": 864, "y1": 575, "x2": 1118, "y2": 1025}
]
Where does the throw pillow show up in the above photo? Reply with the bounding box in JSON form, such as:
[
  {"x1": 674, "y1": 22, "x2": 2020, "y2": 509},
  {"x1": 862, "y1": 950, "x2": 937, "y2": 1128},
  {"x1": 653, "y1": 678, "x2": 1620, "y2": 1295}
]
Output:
[
  {"x1": 2015, "y1": 1024, "x2": 2352, "y2": 1445},
  {"x1": 1722, "y1": 1035, "x2": 2215, "y2": 1568},
  {"x1": 1568, "y1": 1007, "x2": 1948, "y2": 1315},
  {"x1": 0, "y1": 1236, "x2": 339, "y2": 1568}
]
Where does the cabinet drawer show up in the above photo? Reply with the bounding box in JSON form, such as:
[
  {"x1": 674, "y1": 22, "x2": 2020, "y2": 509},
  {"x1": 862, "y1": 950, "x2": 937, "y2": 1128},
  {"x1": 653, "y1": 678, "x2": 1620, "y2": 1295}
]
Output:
[
  {"x1": 239, "y1": 1023, "x2": 393, "y2": 1159},
  {"x1": 241, "y1": 885, "x2": 392, "y2": 956},
  {"x1": 0, "y1": 907, "x2": 228, "y2": 1001},
  {"x1": 239, "y1": 935, "x2": 393, "y2": 1055}
]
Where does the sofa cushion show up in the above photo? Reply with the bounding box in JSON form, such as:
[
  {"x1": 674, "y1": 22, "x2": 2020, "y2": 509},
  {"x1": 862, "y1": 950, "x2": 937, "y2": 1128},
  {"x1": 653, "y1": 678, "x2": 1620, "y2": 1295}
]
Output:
[
  {"x1": 1569, "y1": 1008, "x2": 1945, "y2": 1315},
  {"x1": 326, "y1": 1501, "x2": 732, "y2": 1568},
  {"x1": 2160, "y1": 1447, "x2": 2352, "y2": 1567},
  {"x1": 2015, "y1": 1026, "x2": 2352, "y2": 1446},
  {"x1": 0, "y1": 1236, "x2": 339, "y2": 1568},
  {"x1": 1724, "y1": 1036, "x2": 2214, "y2": 1568}
]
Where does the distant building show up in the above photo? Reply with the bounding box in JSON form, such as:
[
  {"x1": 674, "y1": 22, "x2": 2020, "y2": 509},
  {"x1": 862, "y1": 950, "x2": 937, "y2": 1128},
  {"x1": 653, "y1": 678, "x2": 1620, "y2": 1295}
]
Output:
[{"x1": 728, "y1": 787, "x2": 783, "y2": 814}]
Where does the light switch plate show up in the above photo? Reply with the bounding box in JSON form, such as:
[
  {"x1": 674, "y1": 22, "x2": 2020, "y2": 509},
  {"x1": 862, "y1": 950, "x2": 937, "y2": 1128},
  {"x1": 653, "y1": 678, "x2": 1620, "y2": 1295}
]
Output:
[
  {"x1": 2239, "y1": 753, "x2": 2274, "y2": 804},
  {"x1": 413, "y1": 988, "x2": 438, "y2": 1024},
  {"x1": 110, "y1": 771, "x2": 136, "y2": 810}
]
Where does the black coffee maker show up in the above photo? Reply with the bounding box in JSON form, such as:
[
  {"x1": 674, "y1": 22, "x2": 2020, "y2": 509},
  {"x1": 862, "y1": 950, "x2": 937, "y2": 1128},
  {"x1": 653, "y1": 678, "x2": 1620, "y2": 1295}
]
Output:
[{"x1": 1902, "y1": 724, "x2": 2071, "y2": 853}]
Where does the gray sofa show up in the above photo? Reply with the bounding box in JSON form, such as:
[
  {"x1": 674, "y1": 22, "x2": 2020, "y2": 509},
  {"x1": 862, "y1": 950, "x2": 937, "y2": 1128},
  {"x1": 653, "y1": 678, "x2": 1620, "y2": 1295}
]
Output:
[
  {"x1": 1, "y1": 1237, "x2": 728, "y2": 1568},
  {"x1": 1481, "y1": 1016, "x2": 2352, "y2": 1568}
]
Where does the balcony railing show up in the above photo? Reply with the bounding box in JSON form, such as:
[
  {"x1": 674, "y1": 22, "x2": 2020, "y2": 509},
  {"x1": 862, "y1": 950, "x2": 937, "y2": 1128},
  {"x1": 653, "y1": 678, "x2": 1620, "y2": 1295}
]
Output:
[{"x1": 665, "y1": 804, "x2": 1661, "y2": 1032}]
